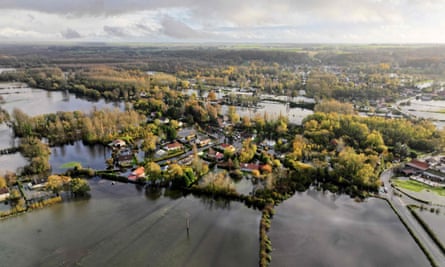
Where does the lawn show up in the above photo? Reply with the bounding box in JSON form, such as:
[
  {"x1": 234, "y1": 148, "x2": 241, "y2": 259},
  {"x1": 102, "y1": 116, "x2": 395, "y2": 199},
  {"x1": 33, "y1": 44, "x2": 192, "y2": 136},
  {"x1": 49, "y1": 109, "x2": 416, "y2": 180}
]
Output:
[
  {"x1": 60, "y1": 161, "x2": 82, "y2": 169},
  {"x1": 392, "y1": 179, "x2": 445, "y2": 197}
]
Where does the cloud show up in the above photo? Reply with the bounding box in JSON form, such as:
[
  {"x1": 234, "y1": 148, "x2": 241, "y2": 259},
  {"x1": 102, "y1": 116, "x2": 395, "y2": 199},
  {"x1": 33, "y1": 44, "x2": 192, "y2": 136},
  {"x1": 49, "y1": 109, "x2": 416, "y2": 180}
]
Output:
[
  {"x1": 61, "y1": 28, "x2": 81, "y2": 39},
  {"x1": 160, "y1": 15, "x2": 204, "y2": 39},
  {"x1": 0, "y1": 1, "x2": 444, "y2": 43},
  {"x1": 103, "y1": 25, "x2": 127, "y2": 37}
]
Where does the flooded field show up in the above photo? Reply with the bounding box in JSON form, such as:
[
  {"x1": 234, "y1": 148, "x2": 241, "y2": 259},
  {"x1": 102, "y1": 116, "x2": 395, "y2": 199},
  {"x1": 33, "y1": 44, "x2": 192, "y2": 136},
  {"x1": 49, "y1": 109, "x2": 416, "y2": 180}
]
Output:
[
  {"x1": 416, "y1": 209, "x2": 445, "y2": 246},
  {"x1": 269, "y1": 190, "x2": 430, "y2": 267},
  {"x1": 0, "y1": 180, "x2": 260, "y2": 267}
]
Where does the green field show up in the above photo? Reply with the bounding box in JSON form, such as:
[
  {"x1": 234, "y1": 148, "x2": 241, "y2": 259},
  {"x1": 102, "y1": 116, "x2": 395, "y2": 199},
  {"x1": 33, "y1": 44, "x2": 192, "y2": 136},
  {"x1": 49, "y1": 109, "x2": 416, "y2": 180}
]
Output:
[{"x1": 392, "y1": 179, "x2": 445, "y2": 196}]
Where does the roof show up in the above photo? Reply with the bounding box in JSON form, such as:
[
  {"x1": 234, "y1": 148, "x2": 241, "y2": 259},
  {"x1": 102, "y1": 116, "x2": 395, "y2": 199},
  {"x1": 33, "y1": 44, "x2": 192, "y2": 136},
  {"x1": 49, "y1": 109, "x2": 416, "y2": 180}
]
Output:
[
  {"x1": 406, "y1": 159, "x2": 430, "y2": 171},
  {"x1": 132, "y1": 166, "x2": 145, "y2": 176},
  {"x1": 240, "y1": 163, "x2": 260, "y2": 171},
  {"x1": 165, "y1": 142, "x2": 183, "y2": 149},
  {"x1": 0, "y1": 187, "x2": 9, "y2": 194}
]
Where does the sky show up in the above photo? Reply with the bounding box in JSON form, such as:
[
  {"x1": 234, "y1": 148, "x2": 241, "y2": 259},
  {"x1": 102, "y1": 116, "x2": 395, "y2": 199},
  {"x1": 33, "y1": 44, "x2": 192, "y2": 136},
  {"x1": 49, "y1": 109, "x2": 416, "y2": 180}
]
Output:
[{"x1": 0, "y1": 0, "x2": 444, "y2": 43}]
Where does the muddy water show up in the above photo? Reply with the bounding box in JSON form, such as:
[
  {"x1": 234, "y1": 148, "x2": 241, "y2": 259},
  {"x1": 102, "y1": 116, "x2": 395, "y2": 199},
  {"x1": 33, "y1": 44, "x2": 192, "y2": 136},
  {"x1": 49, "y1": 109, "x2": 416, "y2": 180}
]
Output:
[
  {"x1": 269, "y1": 190, "x2": 429, "y2": 267},
  {"x1": 0, "y1": 179, "x2": 260, "y2": 267}
]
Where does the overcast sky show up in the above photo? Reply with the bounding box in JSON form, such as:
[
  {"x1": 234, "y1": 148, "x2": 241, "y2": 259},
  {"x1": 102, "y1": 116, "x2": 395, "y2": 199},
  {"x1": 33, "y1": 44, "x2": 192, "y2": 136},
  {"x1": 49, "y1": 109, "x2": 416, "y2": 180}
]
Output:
[{"x1": 0, "y1": 0, "x2": 444, "y2": 43}]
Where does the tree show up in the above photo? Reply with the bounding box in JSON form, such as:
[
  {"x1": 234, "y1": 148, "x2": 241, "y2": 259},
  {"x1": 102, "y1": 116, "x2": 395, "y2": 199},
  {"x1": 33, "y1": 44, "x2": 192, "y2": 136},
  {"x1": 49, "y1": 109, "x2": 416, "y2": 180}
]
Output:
[
  {"x1": 365, "y1": 130, "x2": 387, "y2": 153},
  {"x1": 0, "y1": 176, "x2": 6, "y2": 188},
  {"x1": 314, "y1": 99, "x2": 355, "y2": 115},
  {"x1": 168, "y1": 163, "x2": 183, "y2": 181},
  {"x1": 47, "y1": 175, "x2": 63, "y2": 193},
  {"x1": 70, "y1": 178, "x2": 90, "y2": 196},
  {"x1": 142, "y1": 132, "x2": 158, "y2": 153},
  {"x1": 227, "y1": 105, "x2": 240, "y2": 124},
  {"x1": 145, "y1": 161, "x2": 162, "y2": 181},
  {"x1": 47, "y1": 175, "x2": 71, "y2": 193},
  {"x1": 239, "y1": 139, "x2": 257, "y2": 163},
  {"x1": 207, "y1": 90, "x2": 217, "y2": 101}
]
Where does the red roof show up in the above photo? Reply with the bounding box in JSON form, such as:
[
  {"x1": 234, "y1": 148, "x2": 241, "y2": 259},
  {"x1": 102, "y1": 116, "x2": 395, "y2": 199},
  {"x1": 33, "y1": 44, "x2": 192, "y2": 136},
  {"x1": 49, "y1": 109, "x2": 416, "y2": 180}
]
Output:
[
  {"x1": 0, "y1": 187, "x2": 9, "y2": 194},
  {"x1": 166, "y1": 142, "x2": 183, "y2": 149},
  {"x1": 407, "y1": 159, "x2": 429, "y2": 171},
  {"x1": 240, "y1": 163, "x2": 260, "y2": 171},
  {"x1": 132, "y1": 166, "x2": 145, "y2": 176}
]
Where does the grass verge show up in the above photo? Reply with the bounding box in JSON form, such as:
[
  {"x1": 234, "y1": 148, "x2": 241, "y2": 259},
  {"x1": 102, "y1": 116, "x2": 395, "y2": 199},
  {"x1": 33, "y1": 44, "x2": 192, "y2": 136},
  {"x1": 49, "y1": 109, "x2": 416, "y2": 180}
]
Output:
[{"x1": 392, "y1": 179, "x2": 445, "y2": 197}]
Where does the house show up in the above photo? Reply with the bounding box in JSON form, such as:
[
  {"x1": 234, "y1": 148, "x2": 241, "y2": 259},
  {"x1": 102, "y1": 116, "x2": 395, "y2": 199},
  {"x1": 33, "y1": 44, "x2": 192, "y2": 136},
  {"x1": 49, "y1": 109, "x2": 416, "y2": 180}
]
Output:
[
  {"x1": 207, "y1": 148, "x2": 224, "y2": 162},
  {"x1": 217, "y1": 143, "x2": 236, "y2": 153},
  {"x1": 196, "y1": 137, "x2": 211, "y2": 147},
  {"x1": 240, "y1": 163, "x2": 261, "y2": 173},
  {"x1": 406, "y1": 159, "x2": 430, "y2": 172},
  {"x1": 155, "y1": 149, "x2": 167, "y2": 158},
  {"x1": 118, "y1": 149, "x2": 134, "y2": 167},
  {"x1": 164, "y1": 142, "x2": 184, "y2": 152},
  {"x1": 128, "y1": 166, "x2": 145, "y2": 182},
  {"x1": 261, "y1": 139, "x2": 276, "y2": 149},
  {"x1": 178, "y1": 155, "x2": 194, "y2": 165},
  {"x1": 0, "y1": 187, "x2": 9, "y2": 202},
  {"x1": 109, "y1": 139, "x2": 126, "y2": 148}
]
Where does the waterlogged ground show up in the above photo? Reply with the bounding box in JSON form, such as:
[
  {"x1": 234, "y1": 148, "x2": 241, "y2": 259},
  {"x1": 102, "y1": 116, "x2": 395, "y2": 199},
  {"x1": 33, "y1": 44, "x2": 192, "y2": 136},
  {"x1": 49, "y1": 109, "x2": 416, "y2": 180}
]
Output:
[
  {"x1": 0, "y1": 179, "x2": 260, "y2": 267},
  {"x1": 269, "y1": 190, "x2": 430, "y2": 267}
]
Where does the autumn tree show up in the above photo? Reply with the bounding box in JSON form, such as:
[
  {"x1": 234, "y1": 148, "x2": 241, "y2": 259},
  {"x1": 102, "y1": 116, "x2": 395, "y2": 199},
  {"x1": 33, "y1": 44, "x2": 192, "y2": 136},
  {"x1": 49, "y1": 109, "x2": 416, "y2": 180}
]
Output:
[
  {"x1": 70, "y1": 178, "x2": 90, "y2": 196},
  {"x1": 239, "y1": 139, "x2": 257, "y2": 163},
  {"x1": 145, "y1": 161, "x2": 162, "y2": 181}
]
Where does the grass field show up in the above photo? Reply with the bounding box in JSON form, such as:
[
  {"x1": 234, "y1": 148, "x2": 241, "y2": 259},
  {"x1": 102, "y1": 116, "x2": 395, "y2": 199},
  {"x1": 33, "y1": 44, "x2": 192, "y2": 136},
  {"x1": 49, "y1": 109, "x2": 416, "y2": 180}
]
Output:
[
  {"x1": 60, "y1": 161, "x2": 82, "y2": 169},
  {"x1": 392, "y1": 179, "x2": 445, "y2": 196}
]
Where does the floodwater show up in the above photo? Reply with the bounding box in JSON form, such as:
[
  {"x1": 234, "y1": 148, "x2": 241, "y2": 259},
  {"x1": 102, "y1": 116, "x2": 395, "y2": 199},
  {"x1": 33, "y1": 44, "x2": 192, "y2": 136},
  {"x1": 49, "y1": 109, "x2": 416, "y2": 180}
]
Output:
[
  {"x1": 0, "y1": 179, "x2": 260, "y2": 267},
  {"x1": 399, "y1": 99, "x2": 445, "y2": 129},
  {"x1": 417, "y1": 209, "x2": 445, "y2": 246},
  {"x1": 0, "y1": 82, "x2": 124, "y2": 173},
  {"x1": 0, "y1": 152, "x2": 27, "y2": 175},
  {"x1": 221, "y1": 102, "x2": 313, "y2": 125},
  {"x1": 49, "y1": 141, "x2": 112, "y2": 174},
  {"x1": 269, "y1": 190, "x2": 430, "y2": 267},
  {"x1": 0, "y1": 82, "x2": 124, "y2": 116}
]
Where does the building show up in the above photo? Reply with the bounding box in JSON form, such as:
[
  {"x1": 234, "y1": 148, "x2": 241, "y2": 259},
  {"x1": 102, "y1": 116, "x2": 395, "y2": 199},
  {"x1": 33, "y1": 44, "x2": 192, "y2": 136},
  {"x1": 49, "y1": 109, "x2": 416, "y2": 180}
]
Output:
[
  {"x1": 402, "y1": 159, "x2": 430, "y2": 175},
  {"x1": 196, "y1": 137, "x2": 211, "y2": 147},
  {"x1": 0, "y1": 187, "x2": 9, "y2": 202},
  {"x1": 164, "y1": 142, "x2": 184, "y2": 152},
  {"x1": 128, "y1": 166, "x2": 145, "y2": 182},
  {"x1": 109, "y1": 139, "x2": 126, "y2": 148},
  {"x1": 240, "y1": 163, "x2": 261, "y2": 173}
]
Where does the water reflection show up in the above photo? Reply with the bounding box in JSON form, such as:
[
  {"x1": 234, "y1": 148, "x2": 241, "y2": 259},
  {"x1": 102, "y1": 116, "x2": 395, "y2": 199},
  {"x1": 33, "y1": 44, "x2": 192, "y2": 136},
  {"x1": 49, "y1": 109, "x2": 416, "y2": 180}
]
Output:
[
  {"x1": 0, "y1": 181, "x2": 260, "y2": 267},
  {"x1": 269, "y1": 190, "x2": 430, "y2": 267},
  {"x1": 199, "y1": 196, "x2": 232, "y2": 210}
]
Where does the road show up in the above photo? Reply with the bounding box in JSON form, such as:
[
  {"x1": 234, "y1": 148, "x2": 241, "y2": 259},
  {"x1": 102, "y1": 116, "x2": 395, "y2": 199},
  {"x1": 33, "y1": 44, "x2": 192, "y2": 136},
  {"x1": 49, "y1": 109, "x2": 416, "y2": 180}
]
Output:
[{"x1": 380, "y1": 169, "x2": 445, "y2": 267}]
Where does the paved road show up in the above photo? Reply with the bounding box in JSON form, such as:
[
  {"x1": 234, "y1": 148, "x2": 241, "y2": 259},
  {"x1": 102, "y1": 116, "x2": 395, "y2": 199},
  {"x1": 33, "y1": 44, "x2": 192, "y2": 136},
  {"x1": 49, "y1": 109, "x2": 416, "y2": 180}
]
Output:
[{"x1": 380, "y1": 169, "x2": 445, "y2": 267}]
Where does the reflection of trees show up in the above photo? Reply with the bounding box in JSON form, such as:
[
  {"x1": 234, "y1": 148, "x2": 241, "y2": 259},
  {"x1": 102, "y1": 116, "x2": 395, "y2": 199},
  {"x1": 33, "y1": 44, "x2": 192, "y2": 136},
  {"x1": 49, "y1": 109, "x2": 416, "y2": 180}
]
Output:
[
  {"x1": 199, "y1": 196, "x2": 231, "y2": 210},
  {"x1": 163, "y1": 188, "x2": 184, "y2": 200},
  {"x1": 145, "y1": 187, "x2": 162, "y2": 200}
]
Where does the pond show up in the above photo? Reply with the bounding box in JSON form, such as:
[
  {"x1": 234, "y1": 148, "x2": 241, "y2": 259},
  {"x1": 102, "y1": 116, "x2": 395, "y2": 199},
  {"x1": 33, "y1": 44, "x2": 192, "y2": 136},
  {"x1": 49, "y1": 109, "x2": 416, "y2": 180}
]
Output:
[
  {"x1": 0, "y1": 179, "x2": 260, "y2": 267},
  {"x1": 269, "y1": 190, "x2": 429, "y2": 267}
]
